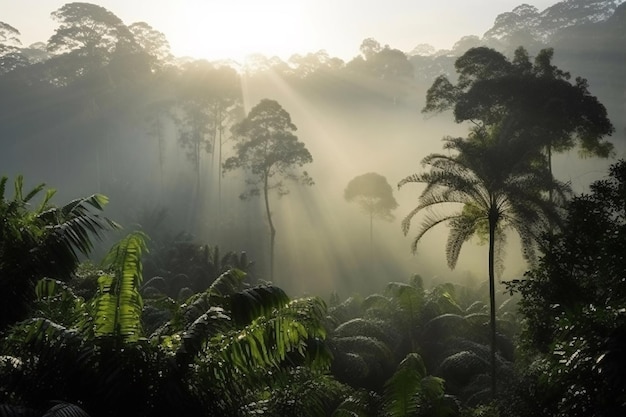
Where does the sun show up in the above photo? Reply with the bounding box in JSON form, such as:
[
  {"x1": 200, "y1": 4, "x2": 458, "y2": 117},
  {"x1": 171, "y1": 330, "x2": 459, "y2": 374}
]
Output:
[{"x1": 171, "y1": 1, "x2": 311, "y2": 63}]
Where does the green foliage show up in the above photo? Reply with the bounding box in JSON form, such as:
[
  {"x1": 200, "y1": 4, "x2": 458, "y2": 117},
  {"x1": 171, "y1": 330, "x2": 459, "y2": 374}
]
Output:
[
  {"x1": 0, "y1": 175, "x2": 118, "y2": 330},
  {"x1": 92, "y1": 231, "x2": 148, "y2": 342},
  {"x1": 383, "y1": 353, "x2": 428, "y2": 416},
  {"x1": 398, "y1": 124, "x2": 562, "y2": 397},
  {"x1": 509, "y1": 160, "x2": 626, "y2": 417},
  {"x1": 243, "y1": 366, "x2": 352, "y2": 417},
  {"x1": 224, "y1": 98, "x2": 314, "y2": 199}
]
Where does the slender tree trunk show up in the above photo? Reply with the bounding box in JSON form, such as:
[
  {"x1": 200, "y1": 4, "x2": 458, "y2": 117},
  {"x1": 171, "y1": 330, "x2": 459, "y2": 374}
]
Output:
[
  {"x1": 488, "y1": 210, "x2": 498, "y2": 398},
  {"x1": 155, "y1": 112, "x2": 165, "y2": 197},
  {"x1": 370, "y1": 211, "x2": 374, "y2": 255},
  {"x1": 217, "y1": 110, "x2": 224, "y2": 241},
  {"x1": 263, "y1": 175, "x2": 275, "y2": 281},
  {"x1": 547, "y1": 142, "x2": 553, "y2": 204}
]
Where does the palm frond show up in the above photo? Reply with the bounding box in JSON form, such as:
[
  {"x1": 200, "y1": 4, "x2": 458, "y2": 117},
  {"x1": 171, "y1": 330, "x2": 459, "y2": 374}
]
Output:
[
  {"x1": 213, "y1": 296, "x2": 330, "y2": 374},
  {"x1": 333, "y1": 318, "x2": 396, "y2": 347},
  {"x1": 361, "y1": 293, "x2": 392, "y2": 316},
  {"x1": 382, "y1": 353, "x2": 427, "y2": 417},
  {"x1": 446, "y1": 212, "x2": 481, "y2": 269},
  {"x1": 176, "y1": 306, "x2": 231, "y2": 365},
  {"x1": 42, "y1": 402, "x2": 91, "y2": 417},
  {"x1": 409, "y1": 211, "x2": 464, "y2": 254},
  {"x1": 384, "y1": 282, "x2": 424, "y2": 318},
  {"x1": 208, "y1": 268, "x2": 247, "y2": 297},
  {"x1": 230, "y1": 285, "x2": 290, "y2": 327}
]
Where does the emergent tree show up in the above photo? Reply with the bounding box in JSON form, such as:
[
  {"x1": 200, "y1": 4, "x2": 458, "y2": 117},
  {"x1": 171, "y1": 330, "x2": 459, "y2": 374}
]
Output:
[
  {"x1": 423, "y1": 46, "x2": 614, "y2": 178},
  {"x1": 223, "y1": 98, "x2": 313, "y2": 281}
]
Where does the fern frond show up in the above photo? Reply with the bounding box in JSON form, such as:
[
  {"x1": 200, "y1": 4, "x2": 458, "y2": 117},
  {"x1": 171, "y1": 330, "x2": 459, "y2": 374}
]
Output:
[{"x1": 382, "y1": 353, "x2": 426, "y2": 417}]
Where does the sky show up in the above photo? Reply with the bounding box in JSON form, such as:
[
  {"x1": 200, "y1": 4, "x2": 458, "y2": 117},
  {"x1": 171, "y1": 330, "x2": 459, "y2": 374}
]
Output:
[{"x1": 2, "y1": 0, "x2": 559, "y2": 62}]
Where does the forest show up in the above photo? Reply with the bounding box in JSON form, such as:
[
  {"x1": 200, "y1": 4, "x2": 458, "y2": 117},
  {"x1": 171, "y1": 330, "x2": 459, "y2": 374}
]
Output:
[{"x1": 0, "y1": 1, "x2": 625, "y2": 416}]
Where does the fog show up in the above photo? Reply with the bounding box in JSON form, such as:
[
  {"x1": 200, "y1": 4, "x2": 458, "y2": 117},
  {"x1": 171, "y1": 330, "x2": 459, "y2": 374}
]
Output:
[{"x1": 1, "y1": 0, "x2": 624, "y2": 299}]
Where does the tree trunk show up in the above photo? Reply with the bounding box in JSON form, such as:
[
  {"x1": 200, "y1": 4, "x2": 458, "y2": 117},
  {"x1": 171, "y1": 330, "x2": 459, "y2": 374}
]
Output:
[
  {"x1": 488, "y1": 210, "x2": 498, "y2": 398},
  {"x1": 369, "y1": 211, "x2": 373, "y2": 257},
  {"x1": 263, "y1": 175, "x2": 275, "y2": 281}
]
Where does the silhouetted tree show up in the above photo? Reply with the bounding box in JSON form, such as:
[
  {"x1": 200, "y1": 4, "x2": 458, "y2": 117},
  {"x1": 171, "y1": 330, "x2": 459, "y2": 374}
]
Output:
[
  {"x1": 46, "y1": 2, "x2": 138, "y2": 83},
  {"x1": 0, "y1": 21, "x2": 28, "y2": 74},
  {"x1": 128, "y1": 21, "x2": 173, "y2": 71},
  {"x1": 344, "y1": 172, "x2": 398, "y2": 251},
  {"x1": 175, "y1": 60, "x2": 216, "y2": 186},
  {"x1": 423, "y1": 46, "x2": 615, "y2": 180},
  {"x1": 223, "y1": 99, "x2": 314, "y2": 281}
]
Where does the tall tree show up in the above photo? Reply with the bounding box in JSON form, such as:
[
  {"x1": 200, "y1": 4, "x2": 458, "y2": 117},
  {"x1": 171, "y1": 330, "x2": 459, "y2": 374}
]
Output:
[
  {"x1": 128, "y1": 21, "x2": 173, "y2": 71},
  {"x1": 398, "y1": 124, "x2": 569, "y2": 397},
  {"x1": 423, "y1": 46, "x2": 614, "y2": 177},
  {"x1": 175, "y1": 60, "x2": 237, "y2": 187},
  {"x1": 204, "y1": 66, "x2": 242, "y2": 234},
  {"x1": 46, "y1": 2, "x2": 138, "y2": 83},
  {"x1": 344, "y1": 172, "x2": 398, "y2": 252},
  {"x1": 223, "y1": 99, "x2": 314, "y2": 281},
  {"x1": 0, "y1": 21, "x2": 28, "y2": 74}
]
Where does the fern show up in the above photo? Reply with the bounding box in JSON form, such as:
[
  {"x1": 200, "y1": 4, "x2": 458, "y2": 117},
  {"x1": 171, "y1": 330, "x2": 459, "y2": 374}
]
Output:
[
  {"x1": 382, "y1": 353, "x2": 426, "y2": 417},
  {"x1": 92, "y1": 231, "x2": 148, "y2": 342}
]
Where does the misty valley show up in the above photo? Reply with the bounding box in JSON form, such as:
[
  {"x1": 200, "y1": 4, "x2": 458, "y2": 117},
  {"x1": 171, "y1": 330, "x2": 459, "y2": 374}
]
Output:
[{"x1": 1, "y1": 1, "x2": 625, "y2": 416}]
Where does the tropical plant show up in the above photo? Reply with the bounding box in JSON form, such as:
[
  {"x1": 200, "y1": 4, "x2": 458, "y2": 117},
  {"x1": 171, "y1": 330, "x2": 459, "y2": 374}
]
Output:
[
  {"x1": 0, "y1": 224, "x2": 333, "y2": 416},
  {"x1": 331, "y1": 352, "x2": 459, "y2": 417},
  {"x1": 398, "y1": 124, "x2": 569, "y2": 397},
  {"x1": 0, "y1": 174, "x2": 118, "y2": 331},
  {"x1": 505, "y1": 159, "x2": 626, "y2": 417}
]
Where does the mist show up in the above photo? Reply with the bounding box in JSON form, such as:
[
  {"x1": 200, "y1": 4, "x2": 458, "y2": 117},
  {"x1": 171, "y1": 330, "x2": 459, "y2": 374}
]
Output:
[{"x1": 1, "y1": 0, "x2": 624, "y2": 300}]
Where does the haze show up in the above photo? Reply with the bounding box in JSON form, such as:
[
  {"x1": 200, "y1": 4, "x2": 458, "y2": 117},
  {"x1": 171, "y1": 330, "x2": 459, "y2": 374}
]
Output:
[
  {"x1": 0, "y1": 0, "x2": 624, "y2": 299},
  {"x1": 3, "y1": 0, "x2": 558, "y2": 61}
]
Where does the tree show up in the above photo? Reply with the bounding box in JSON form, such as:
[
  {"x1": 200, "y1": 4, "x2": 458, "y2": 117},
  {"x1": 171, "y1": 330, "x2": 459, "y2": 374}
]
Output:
[
  {"x1": 175, "y1": 61, "x2": 241, "y2": 189},
  {"x1": 0, "y1": 21, "x2": 28, "y2": 74},
  {"x1": 423, "y1": 46, "x2": 614, "y2": 179},
  {"x1": 46, "y1": 2, "x2": 138, "y2": 82},
  {"x1": 397, "y1": 125, "x2": 568, "y2": 398},
  {"x1": 175, "y1": 61, "x2": 213, "y2": 177},
  {"x1": 344, "y1": 172, "x2": 398, "y2": 251},
  {"x1": 223, "y1": 99, "x2": 314, "y2": 281},
  {"x1": 508, "y1": 159, "x2": 626, "y2": 417},
  {"x1": 128, "y1": 21, "x2": 173, "y2": 71}
]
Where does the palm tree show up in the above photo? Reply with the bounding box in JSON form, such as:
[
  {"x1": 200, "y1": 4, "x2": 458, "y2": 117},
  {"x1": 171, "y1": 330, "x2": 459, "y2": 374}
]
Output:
[{"x1": 398, "y1": 124, "x2": 569, "y2": 397}]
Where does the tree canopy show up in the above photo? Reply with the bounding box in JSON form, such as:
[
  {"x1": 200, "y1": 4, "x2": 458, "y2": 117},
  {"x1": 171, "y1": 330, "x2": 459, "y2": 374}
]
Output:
[
  {"x1": 345, "y1": 172, "x2": 398, "y2": 249},
  {"x1": 423, "y1": 46, "x2": 615, "y2": 162}
]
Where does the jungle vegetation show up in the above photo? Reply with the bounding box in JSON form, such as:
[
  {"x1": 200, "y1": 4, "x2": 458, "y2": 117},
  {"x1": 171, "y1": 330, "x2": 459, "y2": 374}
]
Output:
[{"x1": 1, "y1": 1, "x2": 625, "y2": 416}]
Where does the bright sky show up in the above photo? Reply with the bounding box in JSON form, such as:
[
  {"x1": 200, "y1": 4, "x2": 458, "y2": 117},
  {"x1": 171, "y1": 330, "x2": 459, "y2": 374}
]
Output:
[{"x1": 2, "y1": 0, "x2": 559, "y2": 62}]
